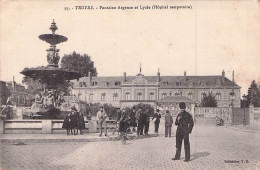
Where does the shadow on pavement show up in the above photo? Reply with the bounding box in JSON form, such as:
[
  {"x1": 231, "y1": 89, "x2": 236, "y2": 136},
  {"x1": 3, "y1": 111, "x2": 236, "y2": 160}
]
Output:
[{"x1": 190, "y1": 152, "x2": 210, "y2": 160}]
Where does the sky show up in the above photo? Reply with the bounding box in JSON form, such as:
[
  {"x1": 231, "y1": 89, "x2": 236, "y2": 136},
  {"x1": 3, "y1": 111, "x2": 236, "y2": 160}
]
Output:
[{"x1": 0, "y1": 0, "x2": 259, "y2": 96}]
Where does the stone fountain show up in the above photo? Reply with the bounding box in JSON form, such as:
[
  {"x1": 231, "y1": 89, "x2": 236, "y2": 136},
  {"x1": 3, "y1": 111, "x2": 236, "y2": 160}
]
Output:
[{"x1": 20, "y1": 20, "x2": 82, "y2": 118}]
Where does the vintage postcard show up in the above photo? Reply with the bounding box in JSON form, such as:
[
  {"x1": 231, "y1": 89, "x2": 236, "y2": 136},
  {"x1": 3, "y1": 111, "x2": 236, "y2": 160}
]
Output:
[{"x1": 0, "y1": 0, "x2": 259, "y2": 170}]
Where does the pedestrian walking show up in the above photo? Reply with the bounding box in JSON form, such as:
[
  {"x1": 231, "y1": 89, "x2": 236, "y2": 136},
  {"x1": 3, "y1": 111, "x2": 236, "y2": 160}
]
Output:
[
  {"x1": 78, "y1": 113, "x2": 85, "y2": 135},
  {"x1": 152, "y1": 109, "x2": 161, "y2": 135},
  {"x1": 172, "y1": 102, "x2": 194, "y2": 162},
  {"x1": 97, "y1": 106, "x2": 107, "y2": 137},
  {"x1": 165, "y1": 110, "x2": 173, "y2": 137},
  {"x1": 62, "y1": 112, "x2": 72, "y2": 135}
]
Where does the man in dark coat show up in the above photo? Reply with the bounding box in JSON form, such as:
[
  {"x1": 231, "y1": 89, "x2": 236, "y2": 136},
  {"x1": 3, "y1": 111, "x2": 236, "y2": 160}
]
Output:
[
  {"x1": 78, "y1": 113, "x2": 85, "y2": 135},
  {"x1": 70, "y1": 107, "x2": 78, "y2": 135},
  {"x1": 152, "y1": 109, "x2": 161, "y2": 135},
  {"x1": 62, "y1": 112, "x2": 71, "y2": 135},
  {"x1": 129, "y1": 107, "x2": 137, "y2": 132},
  {"x1": 172, "y1": 102, "x2": 194, "y2": 162},
  {"x1": 136, "y1": 108, "x2": 144, "y2": 136},
  {"x1": 144, "y1": 109, "x2": 150, "y2": 135}
]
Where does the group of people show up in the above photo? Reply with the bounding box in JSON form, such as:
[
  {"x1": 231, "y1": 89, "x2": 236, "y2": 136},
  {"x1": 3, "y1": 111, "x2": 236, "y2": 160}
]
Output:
[
  {"x1": 62, "y1": 107, "x2": 85, "y2": 135},
  {"x1": 62, "y1": 102, "x2": 194, "y2": 162}
]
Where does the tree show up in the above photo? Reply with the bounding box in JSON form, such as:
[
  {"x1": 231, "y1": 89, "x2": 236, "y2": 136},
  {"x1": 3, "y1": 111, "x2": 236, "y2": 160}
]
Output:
[
  {"x1": 0, "y1": 81, "x2": 11, "y2": 106},
  {"x1": 22, "y1": 76, "x2": 44, "y2": 96},
  {"x1": 201, "y1": 92, "x2": 218, "y2": 107},
  {"x1": 60, "y1": 51, "x2": 97, "y2": 77},
  {"x1": 247, "y1": 80, "x2": 260, "y2": 107}
]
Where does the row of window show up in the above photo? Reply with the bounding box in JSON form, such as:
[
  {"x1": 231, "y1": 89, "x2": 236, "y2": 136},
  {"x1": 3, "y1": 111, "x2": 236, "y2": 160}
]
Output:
[
  {"x1": 161, "y1": 91, "x2": 235, "y2": 101},
  {"x1": 80, "y1": 91, "x2": 236, "y2": 102},
  {"x1": 85, "y1": 92, "x2": 156, "y2": 101},
  {"x1": 79, "y1": 81, "x2": 121, "y2": 87}
]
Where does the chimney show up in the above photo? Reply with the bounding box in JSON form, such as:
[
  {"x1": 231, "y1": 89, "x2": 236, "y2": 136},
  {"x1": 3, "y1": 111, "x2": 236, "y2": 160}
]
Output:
[
  {"x1": 222, "y1": 70, "x2": 225, "y2": 82},
  {"x1": 232, "y1": 70, "x2": 234, "y2": 83},
  {"x1": 184, "y1": 70, "x2": 187, "y2": 80},
  {"x1": 12, "y1": 76, "x2": 16, "y2": 91},
  {"x1": 88, "y1": 71, "x2": 92, "y2": 82},
  {"x1": 157, "y1": 68, "x2": 160, "y2": 82},
  {"x1": 123, "y1": 72, "x2": 127, "y2": 82}
]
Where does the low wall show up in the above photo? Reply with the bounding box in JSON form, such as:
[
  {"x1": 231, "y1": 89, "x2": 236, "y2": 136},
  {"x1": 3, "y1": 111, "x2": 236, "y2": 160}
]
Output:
[
  {"x1": 194, "y1": 107, "x2": 232, "y2": 124},
  {"x1": 2, "y1": 119, "x2": 116, "y2": 134}
]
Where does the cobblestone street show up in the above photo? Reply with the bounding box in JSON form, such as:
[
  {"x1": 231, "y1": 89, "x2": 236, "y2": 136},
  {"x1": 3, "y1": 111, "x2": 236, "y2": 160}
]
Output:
[{"x1": 1, "y1": 124, "x2": 260, "y2": 170}]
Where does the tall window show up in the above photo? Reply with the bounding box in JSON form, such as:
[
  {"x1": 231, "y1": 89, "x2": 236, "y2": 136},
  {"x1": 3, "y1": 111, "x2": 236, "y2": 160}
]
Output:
[
  {"x1": 89, "y1": 94, "x2": 94, "y2": 101},
  {"x1": 188, "y1": 92, "x2": 193, "y2": 99},
  {"x1": 149, "y1": 92, "x2": 155, "y2": 100},
  {"x1": 201, "y1": 92, "x2": 206, "y2": 100},
  {"x1": 125, "y1": 92, "x2": 130, "y2": 100},
  {"x1": 113, "y1": 93, "x2": 118, "y2": 101},
  {"x1": 101, "y1": 93, "x2": 106, "y2": 101},
  {"x1": 216, "y1": 92, "x2": 222, "y2": 101},
  {"x1": 162, "y1": 92, "x2": 167, "y2": 98},
  {"x1": 137, "y1": 92, "x2": 142, "y2": 100}
]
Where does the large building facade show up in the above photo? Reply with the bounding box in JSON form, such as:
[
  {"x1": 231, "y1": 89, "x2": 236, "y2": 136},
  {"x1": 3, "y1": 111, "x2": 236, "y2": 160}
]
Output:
[{"x1": 71, "y1": 70, "x2": 241, "y2": 108}]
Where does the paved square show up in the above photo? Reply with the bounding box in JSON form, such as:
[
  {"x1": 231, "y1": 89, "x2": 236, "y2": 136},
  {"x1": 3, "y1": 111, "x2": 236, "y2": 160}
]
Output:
[{"x1": 1, "y1": 124, "x2": 260, "y2": 170}]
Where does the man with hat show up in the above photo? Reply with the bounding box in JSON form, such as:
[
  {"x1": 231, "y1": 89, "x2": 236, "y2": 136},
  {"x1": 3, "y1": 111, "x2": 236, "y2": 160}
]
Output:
[
  {"x1": 96, "y1": 106, "x2": 107, "y2": 137},
  {"x1": 172, "y1": 102, "x2": 194, "y2": 162},
  {"x1": 152, "y1": 109, "x2": 161, "y2": 135}
]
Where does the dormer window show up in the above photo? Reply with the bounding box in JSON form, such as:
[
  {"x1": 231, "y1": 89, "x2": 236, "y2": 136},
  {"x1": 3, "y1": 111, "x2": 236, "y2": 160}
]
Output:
[
  {"x1": 176, "y1": 82, "x2": 181, "y2": 86},
  {"x1": 188, "y1": 80, "x2": 194, "y2": 87},
  {"x1": 216, "y1": 79, "x2": 221, "y2": 86},
  {"x1": 163, "y1": 81, "x2": 168, "y2": 86},
  {"x1": 92, "y1": 81, "x2": 98, "y2": 86},
  {"x1": 115, "y1": 81, "x2": 121, "y2": 86},
  {"x1": 83, "y1": 82, "x2": 87, "y2": 87},
  {"x1": 79, "y1": 82, "x2": 83, "y2": 87},
  {"x1": 200, "y1": 80, "x2": 206, "y2": 86},
  {"x1": 104, "y1": 81, "x2": 109, "y2": 86}
]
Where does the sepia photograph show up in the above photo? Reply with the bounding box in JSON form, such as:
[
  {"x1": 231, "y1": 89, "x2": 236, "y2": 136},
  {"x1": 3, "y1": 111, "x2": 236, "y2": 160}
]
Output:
[{"x1": 0, "y1": 0, "x2": 259, "y2": 169}]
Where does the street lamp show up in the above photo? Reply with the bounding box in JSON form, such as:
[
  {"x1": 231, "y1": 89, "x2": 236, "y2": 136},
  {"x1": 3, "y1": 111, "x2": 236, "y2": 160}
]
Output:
[
  {"x1": 242, "y1": 94, "x2": 247, "y2": 126},
  {"x1": 230, "y1": 92, "x2": 235, "y2": 125}
]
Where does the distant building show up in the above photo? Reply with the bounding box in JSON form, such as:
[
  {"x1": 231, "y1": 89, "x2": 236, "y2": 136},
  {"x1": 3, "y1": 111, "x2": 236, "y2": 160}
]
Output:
[
  {"x1": 4, "y1": 78, "x2": 28, "y2": 106},
  {"x1": 71, "y1": 70, "x2": 241, "y2": 108}
]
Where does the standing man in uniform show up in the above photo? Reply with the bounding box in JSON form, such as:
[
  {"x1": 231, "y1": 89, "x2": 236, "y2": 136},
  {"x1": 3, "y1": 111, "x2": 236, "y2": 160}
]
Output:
[
  {"x1": 172, "y1": 102, "x2": 194, "y2": 162},
  {"x1": 165, "y1": 110, "x2": 173, "y2": 137},
  {"x1": 97, "y1": 106, "x2": 107, "y2": 137}
]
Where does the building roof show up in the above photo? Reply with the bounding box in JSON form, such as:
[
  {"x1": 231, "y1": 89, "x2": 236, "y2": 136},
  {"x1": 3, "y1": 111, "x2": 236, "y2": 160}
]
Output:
[{"x1": 72, "y1": 74, "x2": 240, "y2": 89}]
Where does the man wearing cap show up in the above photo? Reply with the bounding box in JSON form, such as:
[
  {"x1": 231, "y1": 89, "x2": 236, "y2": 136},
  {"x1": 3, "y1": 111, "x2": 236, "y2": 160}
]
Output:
[
  {"x1": 97, "y1": 106, "x2": 107, "y2": 137},
  {"x1": 172, "y1": 102, "x2": 194, "y2": 162}
]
